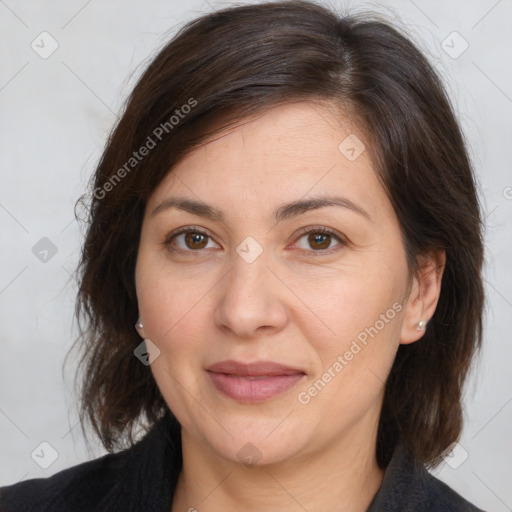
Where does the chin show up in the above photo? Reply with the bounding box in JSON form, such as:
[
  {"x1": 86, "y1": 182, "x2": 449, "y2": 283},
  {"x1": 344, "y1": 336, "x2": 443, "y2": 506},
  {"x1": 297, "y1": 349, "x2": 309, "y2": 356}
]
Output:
[
  {"x1": 221, "y1": 438, "x2": 299, "y2": 467},
  {"x1": 198, "y1": 419, "x2": 307, "y2": 467}
]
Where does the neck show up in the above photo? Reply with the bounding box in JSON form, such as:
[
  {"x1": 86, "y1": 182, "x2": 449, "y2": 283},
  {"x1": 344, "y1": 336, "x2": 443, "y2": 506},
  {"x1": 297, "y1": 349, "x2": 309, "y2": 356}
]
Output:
[{"x1": 171, "y1": 426, "x2": 384, "y2": 512}]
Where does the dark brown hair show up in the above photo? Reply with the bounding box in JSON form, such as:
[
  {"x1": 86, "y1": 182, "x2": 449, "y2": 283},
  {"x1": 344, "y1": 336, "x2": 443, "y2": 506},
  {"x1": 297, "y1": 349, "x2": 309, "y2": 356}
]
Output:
[{"x1": 71, "y1": 0, "x2": 484, "y2": 468}]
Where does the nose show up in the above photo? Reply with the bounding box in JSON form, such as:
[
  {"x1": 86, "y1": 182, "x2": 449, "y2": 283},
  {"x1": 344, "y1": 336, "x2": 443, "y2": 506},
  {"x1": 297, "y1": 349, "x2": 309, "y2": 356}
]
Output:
[{"x1": 213, "y1": 251, "x2": 288, "y2": 340}]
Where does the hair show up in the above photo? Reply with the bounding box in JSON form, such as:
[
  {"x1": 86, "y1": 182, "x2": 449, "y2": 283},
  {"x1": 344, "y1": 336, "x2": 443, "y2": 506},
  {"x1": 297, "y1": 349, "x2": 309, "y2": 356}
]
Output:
[{"x1": 70, "y1": 0, "x2": 484, "y2": 468}]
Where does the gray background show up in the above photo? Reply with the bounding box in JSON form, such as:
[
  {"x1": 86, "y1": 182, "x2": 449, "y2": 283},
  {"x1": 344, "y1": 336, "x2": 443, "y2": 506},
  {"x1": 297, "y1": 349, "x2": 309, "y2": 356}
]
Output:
[{"x1": 0, "y1": 0, "x2": 511, "y2": 510}]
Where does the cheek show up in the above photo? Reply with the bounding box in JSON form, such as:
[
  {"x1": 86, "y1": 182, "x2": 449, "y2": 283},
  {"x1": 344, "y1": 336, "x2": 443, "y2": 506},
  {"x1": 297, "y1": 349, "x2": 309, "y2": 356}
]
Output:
[
  {"x1": 298, "y1": 263, "x2": 402, "y2": 350},
  {"x1": 135, "y1": 250, "x2": 213, "y2": 368},
  {"x1": 137, "y1": 280, "x2": 202, "y2": 352},
  {"x1": 135, "y1": 257, "x2": 210, "y2": 417},
  {"x1": 295, "y1": 265, "x2": 405, "y2": 416},
  {"x1": 298, "y1": 277, "x2": 403, "y2": 419},
  {"x1": 136, "y1": 244, "x2": 187, "y2": 328}
]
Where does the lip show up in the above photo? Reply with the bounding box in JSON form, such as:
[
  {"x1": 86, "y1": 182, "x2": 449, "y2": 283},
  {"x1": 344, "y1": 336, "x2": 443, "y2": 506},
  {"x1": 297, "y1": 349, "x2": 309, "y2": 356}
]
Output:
[{"x1": 206, "y1": 360, "x2": 306, "y2": 403}]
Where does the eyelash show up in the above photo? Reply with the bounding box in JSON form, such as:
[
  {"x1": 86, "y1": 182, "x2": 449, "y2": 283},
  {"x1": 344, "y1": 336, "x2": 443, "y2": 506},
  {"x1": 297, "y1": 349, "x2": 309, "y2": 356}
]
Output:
[{"x1": 162, "y1": 225, "x2": 347, "y2": 256}]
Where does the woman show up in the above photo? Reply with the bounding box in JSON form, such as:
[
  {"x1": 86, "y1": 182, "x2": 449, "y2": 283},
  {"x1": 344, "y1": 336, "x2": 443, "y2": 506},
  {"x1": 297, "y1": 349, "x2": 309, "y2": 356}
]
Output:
[{"x1": 0, "y1": 1, "x2": 485, "y2": 510}]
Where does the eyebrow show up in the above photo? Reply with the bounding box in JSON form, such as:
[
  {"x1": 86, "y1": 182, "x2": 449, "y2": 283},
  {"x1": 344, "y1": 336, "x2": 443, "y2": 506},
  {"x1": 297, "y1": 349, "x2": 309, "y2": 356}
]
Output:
[{"x1": 151, "y1": 195, "x2": 371, "y2": 223}]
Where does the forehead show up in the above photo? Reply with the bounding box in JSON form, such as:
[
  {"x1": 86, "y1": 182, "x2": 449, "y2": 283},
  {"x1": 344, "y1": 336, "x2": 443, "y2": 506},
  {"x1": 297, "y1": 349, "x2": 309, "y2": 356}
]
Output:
[
  {"x1": 191, "y1": 101, "x2": 360, "y2": 169},
  {"x1": 146, "y1": 101, "x2": 389, "y2": 222}
]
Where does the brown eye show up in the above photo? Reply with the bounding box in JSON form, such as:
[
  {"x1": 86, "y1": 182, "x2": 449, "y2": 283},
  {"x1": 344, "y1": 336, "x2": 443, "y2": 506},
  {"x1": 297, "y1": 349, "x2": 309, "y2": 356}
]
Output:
[
  {"x1": 307, "y1": 232, "x2": 332, "y2": 250},
  {"x1": 294, "y1": 227, "x2": 345, "y2": 255},
  {"x1": 164, "y1": 228, "x2": 218, "y2": 252},
  {"x1": 183, "y1": 231, "x2": 209, "y2": 250}
]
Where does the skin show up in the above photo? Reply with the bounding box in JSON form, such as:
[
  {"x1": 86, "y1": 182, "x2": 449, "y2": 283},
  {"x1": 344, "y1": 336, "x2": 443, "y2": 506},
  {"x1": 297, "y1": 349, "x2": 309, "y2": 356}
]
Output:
[{"x1": 134, "y1": 101, "x2": 445, "y2": 511}]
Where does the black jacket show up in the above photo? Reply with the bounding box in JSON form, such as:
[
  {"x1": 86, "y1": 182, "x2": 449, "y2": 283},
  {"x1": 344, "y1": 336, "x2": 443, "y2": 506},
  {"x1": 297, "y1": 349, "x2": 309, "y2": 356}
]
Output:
[{"x1": 0, "y1": 410, "x2": 484, "y2": 511}]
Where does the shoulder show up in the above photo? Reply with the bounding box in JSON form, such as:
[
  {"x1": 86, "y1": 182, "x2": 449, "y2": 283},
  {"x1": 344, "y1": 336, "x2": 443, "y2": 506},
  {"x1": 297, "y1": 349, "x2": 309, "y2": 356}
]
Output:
[
  {"x1": 0, "y1": 448, "x2": 131, "y2": 512},
  {"x1": 416, "y1": 471, "x2": 485, "y2": 511},
  {"x1": 368, "y1": 443, "x2": 486, "y2": 511},
  {"x1": 0, "y1": 412, "x2": 182, "y2": 512}
]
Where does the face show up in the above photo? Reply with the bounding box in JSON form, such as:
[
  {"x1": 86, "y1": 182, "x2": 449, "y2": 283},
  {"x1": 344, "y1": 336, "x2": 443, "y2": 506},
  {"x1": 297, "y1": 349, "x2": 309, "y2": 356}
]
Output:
[{"x1": 135, "y1": 101, "x2": 414, "y2": 467}]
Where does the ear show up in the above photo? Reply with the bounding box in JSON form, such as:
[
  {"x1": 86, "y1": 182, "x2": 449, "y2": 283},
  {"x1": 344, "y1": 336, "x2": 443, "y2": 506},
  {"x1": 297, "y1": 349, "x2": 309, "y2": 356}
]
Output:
[{"x1": 400, "y1": 249, "x2": 446, "y2": 345}]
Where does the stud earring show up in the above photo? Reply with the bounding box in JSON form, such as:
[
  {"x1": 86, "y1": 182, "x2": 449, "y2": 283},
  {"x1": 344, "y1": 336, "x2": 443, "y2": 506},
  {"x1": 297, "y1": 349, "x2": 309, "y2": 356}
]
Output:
[
  {"x1": 417, "y1": 320, "x2": 427, "y2": 331},
  {"x1": 136, "y1": 319, "x2": 144, "y2": 330}
]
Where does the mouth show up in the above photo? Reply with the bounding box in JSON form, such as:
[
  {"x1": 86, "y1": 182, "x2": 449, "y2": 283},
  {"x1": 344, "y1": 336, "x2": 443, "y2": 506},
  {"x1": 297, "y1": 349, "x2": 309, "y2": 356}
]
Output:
[{"x1": 205, "y1": 360, "x2": 307, "y2": 403}]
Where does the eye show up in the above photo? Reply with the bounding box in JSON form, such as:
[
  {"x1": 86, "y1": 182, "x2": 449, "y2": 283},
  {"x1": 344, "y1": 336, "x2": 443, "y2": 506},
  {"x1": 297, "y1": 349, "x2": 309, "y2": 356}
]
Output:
[
  {"x1": 163, "y1": 227, "x2": 218, "y2": 252},
  {"x1": 292, "y1": 227, "x2": 345, "y2": 254},
  {"x1": 163, "y1": 226, "x2": 346, "y2": 255}
]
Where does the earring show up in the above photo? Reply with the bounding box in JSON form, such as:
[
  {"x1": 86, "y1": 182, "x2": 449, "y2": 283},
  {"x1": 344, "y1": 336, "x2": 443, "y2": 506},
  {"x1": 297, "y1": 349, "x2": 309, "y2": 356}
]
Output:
[
  {"x1": 136, "y1": 319, "x2": 144, "y2": 330},
  {"x1": 417, "y1": 320, "x2": 427, "y2": 331}
]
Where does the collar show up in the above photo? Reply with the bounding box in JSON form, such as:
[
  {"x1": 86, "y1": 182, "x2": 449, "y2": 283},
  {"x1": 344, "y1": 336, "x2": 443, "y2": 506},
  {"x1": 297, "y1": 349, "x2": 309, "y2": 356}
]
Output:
[{"x1": 113, "y1": 411, "x2": 482, "y2": 511}]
